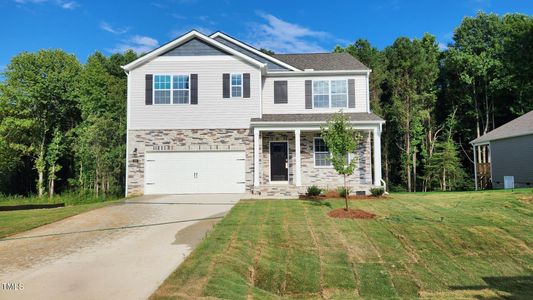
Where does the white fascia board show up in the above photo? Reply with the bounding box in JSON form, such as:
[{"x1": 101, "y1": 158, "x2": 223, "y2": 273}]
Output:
[
  {"x1": 122, "y1": 30, "x2": 265, "y2": 71},
  {"x1": 266, "y1": 69, "x2": 371, "y2": 77},
  {"x1": 251, "y1": 120, "x2": 385, "y2": 127},
  {"x1": 209, "y1": 32, "x2": 302, "y2": 72},
  {"x1": 470, "y1": 132, "x2": 533, "y2": 145}
]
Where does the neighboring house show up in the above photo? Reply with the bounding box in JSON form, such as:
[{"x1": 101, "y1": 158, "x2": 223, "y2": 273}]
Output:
[
  {"x1": 471, "y1": 110, "x2": 533, "y2": 190},
  {"x1": 122, "y1": 30, "x2": 384, "y2": 197}
]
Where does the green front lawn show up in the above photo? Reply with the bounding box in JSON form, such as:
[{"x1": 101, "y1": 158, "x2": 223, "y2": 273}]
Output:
[
  {"x1": 0, "y1": 196, "x2": 122, "y2": 238},
  {"x1": 152, "y1": 189, "x2": 533, "y2": 299}
]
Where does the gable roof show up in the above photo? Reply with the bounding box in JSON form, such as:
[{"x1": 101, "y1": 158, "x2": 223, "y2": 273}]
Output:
[
  {"x1": 471, "y1": 110, "x2": 533, "y2": 145},
  {"x1": 209, "y1": 32, "x2": 301, "y2": 71},
  {"x1": 122, "y1": 30, "x2": 265, "y2": 71},
  {"x1": 272, "y1": 53, "x2": 369, "y2": 71}
]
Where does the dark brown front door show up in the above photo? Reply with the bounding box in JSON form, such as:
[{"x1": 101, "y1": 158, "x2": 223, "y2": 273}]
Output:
[{"x1": 270, "y1": 142, "x2": 288, "y2": 181}]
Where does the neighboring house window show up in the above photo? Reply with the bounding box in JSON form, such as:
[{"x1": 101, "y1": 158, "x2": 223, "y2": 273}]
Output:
[
  {"x1": 314, "y1": 138, "x2": 331, "y2": 167},
  {"x1": 231, "y1": 74, "x2": 242, "y2": 97},
  {"x1": 153, "y1": 74, "x2": 190, "y2": 104},
  {"x1": 312, "y1": 80, "x2": 348, "y2": 108}
]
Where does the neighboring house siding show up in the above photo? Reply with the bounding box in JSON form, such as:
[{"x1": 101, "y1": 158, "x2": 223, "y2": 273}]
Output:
[
  {"x1": 162, "y1": 38, "x2": 229, "y2": 56},
  {"x1": 129, "y1": 56, "x2": 261, "y2": 129},
  {"x1": 490, "y1": 134, "x2": 533, "y2": 188},
  {"x1": 213, "y1": 36, "x2": 290, "y2": 72},
  {"x1": 262, "y1": 74, "x2": 368, "y2": 114}
]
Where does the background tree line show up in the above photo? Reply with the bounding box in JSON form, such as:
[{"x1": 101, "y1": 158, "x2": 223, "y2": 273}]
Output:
[
  {"x1": 0, "y1": 50, "x2": 137, "y2": 197},
  {"x1": 335, "y1": 12, "x2": 532, "y2": 192},
  {"x1": 0, "y1": 12, "x2": 531, "y2": 196}
]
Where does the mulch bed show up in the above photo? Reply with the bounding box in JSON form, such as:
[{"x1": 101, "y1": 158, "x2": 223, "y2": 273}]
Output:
[
  {"x1": 299, "y1": 194, "x2": 386, "y2": 201},
  {"x1": 327, "y1": 208, "x2": 377, "y2": 219}
]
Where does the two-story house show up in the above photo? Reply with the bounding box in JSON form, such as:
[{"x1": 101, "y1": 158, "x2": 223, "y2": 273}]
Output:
[{"x1": 123, "y1": 30, "x2": 384, "y2": 197}]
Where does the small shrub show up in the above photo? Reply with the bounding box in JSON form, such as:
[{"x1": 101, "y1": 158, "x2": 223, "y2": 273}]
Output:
[
  {"x1": 369, "y1": 187, "x2": 385, "y2": 197},
  {"x1": 306, "y1": 185, "x2": 322, "y2": 197},
  {"x1": 337, "y1": 186, "x2": 351, "y2": 198}
]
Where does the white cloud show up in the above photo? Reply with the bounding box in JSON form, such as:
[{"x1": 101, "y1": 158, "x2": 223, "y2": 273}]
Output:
[
  {"x1": 247, "y1": 13, "x2": 331, "y2": 53},
  {"x1": 438, "y1": 42, "x2": 448, "y2": 51},
  {"x1": 108, "y1": 35, "x2": 160, "y2": 54},
  {"x1": 59, "y1": 1, "x2": 77, "y2": 9},
  {"x1": 100, "y1": 21, "x2": 129, "y2": 35},
  {"x1": 13, "y1": 0, "x2": 78, "y2": 10}
]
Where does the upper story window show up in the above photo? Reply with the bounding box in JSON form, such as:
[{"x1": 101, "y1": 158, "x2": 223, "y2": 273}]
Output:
[
  {"x1": 231, "y1": 74, "x2": 242, "y2": 97},
  {"x1": 154, "y1": 74, "x2": 189, "y2": 104},
  {"x1": 313, "y1": 80, "x2": 348, "y2": 108}
]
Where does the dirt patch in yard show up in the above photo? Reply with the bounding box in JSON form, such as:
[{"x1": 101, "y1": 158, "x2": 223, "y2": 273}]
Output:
[
  {"x1": 327, "y1": 208, "x2": 376, "y2": 219},
  {"x1": 518, "y1": 196, "x2": 533, "y2": 203}
]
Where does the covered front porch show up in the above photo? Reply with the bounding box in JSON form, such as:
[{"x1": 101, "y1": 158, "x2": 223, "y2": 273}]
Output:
[{"x1": 251, "y1": 113, "x2": 384, "y2": 197}]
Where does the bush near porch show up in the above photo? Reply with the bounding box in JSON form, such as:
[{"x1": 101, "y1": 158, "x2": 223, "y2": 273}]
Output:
[{"x1": 151, "y1": 189, "x2": 533, "y2": 299}]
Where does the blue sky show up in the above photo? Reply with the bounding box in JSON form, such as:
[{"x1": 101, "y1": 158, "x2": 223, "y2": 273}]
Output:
[{"x1": 1, "y1": 0, "x2": 532, "y2": 69}]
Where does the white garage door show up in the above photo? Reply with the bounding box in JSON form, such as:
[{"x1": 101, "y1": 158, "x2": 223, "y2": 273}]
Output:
[{"x1": 144, "y1": 151, "x2": 246, "y2": 194}]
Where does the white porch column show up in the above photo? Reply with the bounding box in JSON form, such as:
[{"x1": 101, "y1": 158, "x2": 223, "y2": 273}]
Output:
[
  {"x1": 373, "y1": 126, "x2": 382, "y2": 186},
  {"x1": 295, "y1": 129, "x2": 302, "y2": 186},
  {"x1": 253, "y1": 128, "x2": 260, "y2": 187}
]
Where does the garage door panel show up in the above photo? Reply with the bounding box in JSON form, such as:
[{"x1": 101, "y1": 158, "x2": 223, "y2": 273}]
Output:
[{"x1": 144, "y1": 151, "x2": 245, "y2": 194}]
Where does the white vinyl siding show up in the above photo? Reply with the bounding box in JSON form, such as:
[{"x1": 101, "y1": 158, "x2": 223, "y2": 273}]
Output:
[
  {"x1": 262, "y1": 74, "x2": 368, "y2": 114},
  {"x1": 129, "y1": 56, "x2": 260, "y2": 129}
]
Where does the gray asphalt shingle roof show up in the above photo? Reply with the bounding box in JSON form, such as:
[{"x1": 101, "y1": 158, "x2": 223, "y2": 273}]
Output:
[
  {"x1": 251, "y1": 113, "x2": 384, "y2": 123},
  {"x1": 471, "y1": 110, "x2": 533, "y2": 144},
  {"x1": 271, "y1": 53, "x2": 370, "y2": 71}
]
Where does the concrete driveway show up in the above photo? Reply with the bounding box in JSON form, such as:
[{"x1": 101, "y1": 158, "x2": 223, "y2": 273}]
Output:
[{"x1": 0, "y1": 194, "x2": 240, "y2": 300}]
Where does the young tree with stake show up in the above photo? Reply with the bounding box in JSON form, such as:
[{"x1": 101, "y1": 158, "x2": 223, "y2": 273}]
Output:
[{"x1": 321, "y1": 112, "x2": 361, "y2": 210}]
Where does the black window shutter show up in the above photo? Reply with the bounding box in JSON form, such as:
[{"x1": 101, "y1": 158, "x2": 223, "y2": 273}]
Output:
[
  {"x1": 222, "y1": 73, "x2": 230, "y2": 98},
  {"x1": 274, "y1": 81, "x2": 288, "y2": 104},
  {"x1": 190, "y1": 74, "x2": 198, "y2": 105},
  {"x1": 348, "y1": 79, "x2": 355, "y2": 108},
  {"x1": 145, "y1": 74, "x2": 153, "y2": 105},
  {"x1": 243, "y1": 73, "x2": 250, "y2": 98},
  {"x1": 305, "y1": 80, "x2": 312, "y2": 109}
]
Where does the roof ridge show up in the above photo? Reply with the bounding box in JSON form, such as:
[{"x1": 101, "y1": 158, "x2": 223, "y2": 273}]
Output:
[{"x1": 273, "y1": 52, "x2": 342, "y2": 56}]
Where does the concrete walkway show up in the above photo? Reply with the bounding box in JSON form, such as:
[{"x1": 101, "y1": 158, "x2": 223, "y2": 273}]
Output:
[{"x1": 0, "y1": 194, "x2": 240, "y2": 300}]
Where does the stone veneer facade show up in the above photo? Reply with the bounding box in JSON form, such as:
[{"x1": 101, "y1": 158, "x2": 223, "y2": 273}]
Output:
[
  {"x1": 257, "y1": 131, "x2": 372, "y2": 197},
  {"x1": 127, "y1": 129, "x2": 372, "y2": 196}
]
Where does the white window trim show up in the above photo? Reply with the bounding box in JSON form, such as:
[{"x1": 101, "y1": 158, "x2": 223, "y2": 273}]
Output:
[
  {"x1": 313, "y1": 137, "x2": 333, "y2": 168},
  {"x1": 230, "y1": 73, "x2": 243, "y2": 98},
  {"x1": 153, "y1": 73, "x2": 191, "y2": 105},
  {"x1": 311, "y1": 79, "x2": 349, "y2": 109}
]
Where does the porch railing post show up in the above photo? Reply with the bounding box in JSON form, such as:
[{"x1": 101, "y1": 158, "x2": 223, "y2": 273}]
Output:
[{"x1": 295, "y1": 129, "x2": 302, "y2": 186}]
